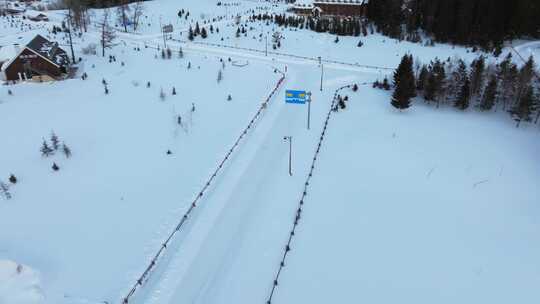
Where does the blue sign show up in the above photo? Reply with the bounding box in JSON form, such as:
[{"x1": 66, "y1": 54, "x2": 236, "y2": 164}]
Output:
[{"x1": 286, "y1": 90, "x2": 307, "y2": 104}]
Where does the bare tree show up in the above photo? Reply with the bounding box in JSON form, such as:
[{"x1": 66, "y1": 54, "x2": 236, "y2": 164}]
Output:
[
  {"x1": 99, "y1": 9, "x2": 116, "y2": 57},
  {"x1": 116, "y1": 0, "x2": 131, "y2": 32},
  {"x1": 132, "y1": 1, "x2": 145, "y2": 32},
  {"x1": 62, "y1": 3, "x2": 76, "y2": 63}
]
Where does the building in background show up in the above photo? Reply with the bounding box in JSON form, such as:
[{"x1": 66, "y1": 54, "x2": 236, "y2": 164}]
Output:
[{"x1": 1, "y1": 35, "x2": 70, "y2": 82}]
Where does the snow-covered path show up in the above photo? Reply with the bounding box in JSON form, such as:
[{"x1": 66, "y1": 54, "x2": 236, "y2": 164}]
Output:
[{"x1": 129, "y1": 63, "x2": 362, "y2": 304}]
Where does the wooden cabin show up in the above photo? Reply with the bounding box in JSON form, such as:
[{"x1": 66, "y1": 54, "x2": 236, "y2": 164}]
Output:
[{"x1": 1, "y1": 35, "x2": 70, "y2": 81}]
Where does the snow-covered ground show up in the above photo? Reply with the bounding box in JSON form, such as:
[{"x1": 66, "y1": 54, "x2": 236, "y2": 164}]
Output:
[
  {"x1": 1, "y1": 1, "x2": 539, "y2": 304},
  {"x1": 0, "y1": 260, "x2": 44, "y2": 304}
]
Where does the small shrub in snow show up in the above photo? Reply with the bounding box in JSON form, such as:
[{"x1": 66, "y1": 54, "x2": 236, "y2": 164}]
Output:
[
  {"x1": 50, "y1": 132, "x2": 60, "y2": 151},
  {"x1": 172, "y1": 87, "x2": 177, "y2": 95},
  {"x1": 9, "y1": 174, "x2": 17, "y2": 184},
  {"x1": 159, "y1": 88, "x2": 166, "y2": 101},
  {"x1": 217, "y1": 70, "x2": 223, "y2": 83},
  {"x1": 352, "y1": 84, "x2": 358, "y2": 92},
  {"x1": 0, "y1": 181, "x2": 11, "y2": 200},
  {"x1": 146, "y1": 81, "x2": 151, "y2": 88},
  {"x1": 104, "y1": 86, "x2": 109, "y2": 94},
  {"x1": 62, "y1": 143, "x2": 72, "y2": 158},
  {"x1": 338, "y1": 97, "x2": 346, "y2": 109},
  {"x1": 7, "y1": 90, "x2": 12, "y2": 95},
  {"x1": 227, "y1": 94, "x2": 232, "y2": 101},
  {"x1": 382, "y1": 77, "x2": 391, "y2": 90},
  {"x1": 40, "y1": 140, "x2": 54, "y2": 157},
  {"x1": 52, "y1": 163, "x2": 60, "y2": 171}
]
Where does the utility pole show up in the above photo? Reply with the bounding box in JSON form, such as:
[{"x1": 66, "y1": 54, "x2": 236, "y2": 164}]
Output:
[
  {"x1": 283, "y1": 136, "x2": 292, "y2": 176},
  {"x1": 160, "y1": 15, "x2": 167, "y2": 48},
  {"x1": 307, "y1": 92, "x2": 312, "y2": 130},
  {"x1": 320, "y1": 63, "x2": 324, "y2": 92}
]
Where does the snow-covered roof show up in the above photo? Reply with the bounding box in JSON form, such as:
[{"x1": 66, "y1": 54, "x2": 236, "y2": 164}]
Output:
[
  {"x1": 25, "y1": 10, "x2": 47, "y2": 19},
  {"x1": 26, "y1": 34, "x2": 69, "y2": 66},
  {"x1": 0, "y1": 45, "x2": 18, "y2": 64}
]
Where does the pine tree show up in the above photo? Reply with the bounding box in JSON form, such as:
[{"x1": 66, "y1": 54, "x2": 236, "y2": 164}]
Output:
[
  {"x1": 188, "y1": 26, "x2": 194, "y2": 41},
  {"x1": 447, "y1": 60, "x2": 468, "y2": 103},
  {"x1": 416, "y1": 65, "x2": 429, "y2": 91},
  {"x1": 424, "y1": 59, "x2": 446, "y2": 107},
  {"x1": 217, "y1": 69, "x2": 223, "y2": 83},
  {"x1": 382, "y1": 77, "x2": 390, "y2": 90},
  {"x1": 469, "y1": 56, "x2": 486, "y2": 100},
  {"x1": 50, "y1": 132, "x2": 60, "y2": 151},
  {"x1": 514, "y1": 56, "x2": 536, "y2": 107},
  {"x1": 41, "y1": 140, "x2": 54, "y2": 157},
  {"x1": 9, "y1": 174, "x2": 17, "y2": 184},
  {"x1": 194, "y1": 22, "x2": 200, "y2": 35},
  {"x1": 454, "y1": 76, "x2": 471, "y2": 110},
  {"x1": 172, "y1": 87, "x2": 177, "y2": 95},
  {"x1": 52, "y1": 162, "x2": 60, "y2": 171},
  {"x1": 62, "y1": 143, "x2": 72, "y2": 158},
  {"x1": 391, "y1": 55, "x2": 415, "y2": 110},
  {"x1": 479, "y1": 75, "x2": 498, "y2": 111},
  {"x1": 510, "y1": 85, "x2": 535, "y2": 128},
  {"x1": 497, "y1": 54, "x2": 518, "y2": 110},
  {"x1": 201, "y1": 27, "x2": 207, "y2": 39}
]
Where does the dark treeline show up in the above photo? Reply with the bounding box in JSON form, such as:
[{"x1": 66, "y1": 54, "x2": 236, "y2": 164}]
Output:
[
  {"x1": 251, "y1": 13, "x2": 370, "y2": 37},
  {"x1": 367, "y1": 0, "x2": 540, "y2": 49},
  {"x1": 84, "y1": 0, "x2": 143, "y2": 8},
  {"x1": 387, "y1": 53, "x2": 540, "y2": 127}
]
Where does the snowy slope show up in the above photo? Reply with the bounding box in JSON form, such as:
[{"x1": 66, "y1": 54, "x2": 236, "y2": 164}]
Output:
[
  {"x1": 0, "y1": 260, "x2": 44, "y2": 304},
  {"x1": 1, "y1": 1, "x2": 539, "y2": 304}
]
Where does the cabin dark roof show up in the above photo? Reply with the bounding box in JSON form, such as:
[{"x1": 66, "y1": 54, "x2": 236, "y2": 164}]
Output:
[{"x1": 25, "y1": 34, "x2": 69, "y2": 66}]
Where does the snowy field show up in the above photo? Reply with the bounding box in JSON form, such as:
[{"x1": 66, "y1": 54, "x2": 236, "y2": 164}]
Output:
[{"x1": 1, "y1": 0, "x2": 539, "y2": 304}]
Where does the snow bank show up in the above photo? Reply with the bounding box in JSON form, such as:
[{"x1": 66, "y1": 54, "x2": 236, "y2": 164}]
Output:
[{"x1": 0, "y1": 260, "x2": 45, "y2": 304}]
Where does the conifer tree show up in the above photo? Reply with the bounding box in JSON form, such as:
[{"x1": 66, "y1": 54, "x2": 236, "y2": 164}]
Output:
[
  {"x1": 510, "y1": 85, "x2": 535, "y2": 128},
  {"x1": 391, "y1": 55, "x2": 415, "y2": 110},
  {"x1": 217, "y1": 70, "x2": 223, "y2": 83},
  {"x1": 497, "y1": 54, "x2": 518, "y2": 110},
  {"x1": 454, "y1": 76, "x2": 471, "y2": 110},
  {"x1": 188, "y1": 26, "x2": 194, "y2": 41},
  {"x1": 469, "y1": 56, "x2": 486, "y2": 100},
  {"x1": 416, "y1": 65, "x2": 429, "y2": 91},
  {"x1": 62, "y1": 143, "x2": 72, "y2": 158},
  {"x1": 50, "y1": 132, "x2": 60, "y2": 151},
  {"x1": 479, "y1": 75, "x2": 498, "y2": 111},
  {"x1": 41, "y1": 140, "x2": 54, "y2": 157}
]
